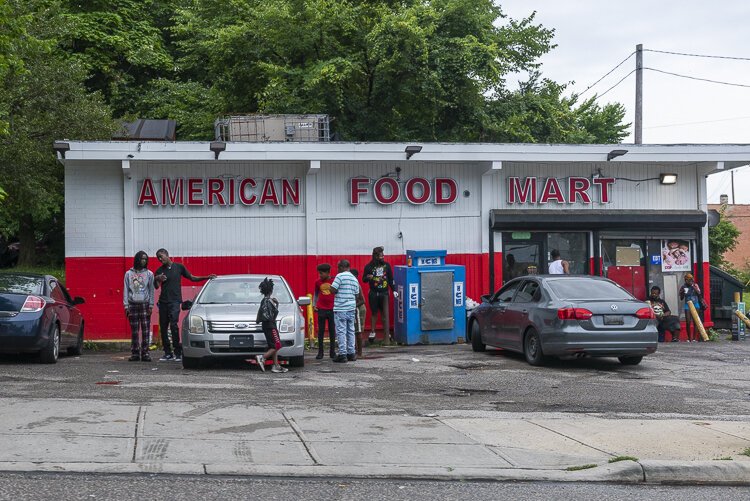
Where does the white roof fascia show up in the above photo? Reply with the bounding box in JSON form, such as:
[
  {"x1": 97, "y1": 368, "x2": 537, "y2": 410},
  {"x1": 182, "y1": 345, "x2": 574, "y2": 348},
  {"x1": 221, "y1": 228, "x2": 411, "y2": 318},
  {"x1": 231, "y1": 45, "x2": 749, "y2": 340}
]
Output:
[{"x1": 58, "y1": 141, "x2": 750, "y2": 165}]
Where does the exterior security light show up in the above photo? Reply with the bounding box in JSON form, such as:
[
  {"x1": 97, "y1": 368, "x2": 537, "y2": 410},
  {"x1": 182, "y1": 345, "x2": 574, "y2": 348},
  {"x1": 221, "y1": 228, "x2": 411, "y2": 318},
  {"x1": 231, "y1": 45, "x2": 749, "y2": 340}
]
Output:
[
  {"x1": 660, "y1": 173, "x2": 678, "y2": 185},
  {"x1": 53, "y1": 141, "x2": 70, "y2": 159},
  {"x1": 606, "y1": 149, "x2": 628, "y2": 161},
  {"x1": 210, "y1": 141, "x2": 226, "y2": 159},
  {"x1": 405, "y1": 145, "x2": 422, "y2": 160}
]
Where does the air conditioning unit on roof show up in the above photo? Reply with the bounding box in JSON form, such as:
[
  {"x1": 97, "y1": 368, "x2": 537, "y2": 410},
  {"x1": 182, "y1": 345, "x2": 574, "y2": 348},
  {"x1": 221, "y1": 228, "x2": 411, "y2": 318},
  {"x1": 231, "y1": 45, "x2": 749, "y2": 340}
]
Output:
[{"x1": 214, "y1": 114, "x2": 330, "y2": 142}]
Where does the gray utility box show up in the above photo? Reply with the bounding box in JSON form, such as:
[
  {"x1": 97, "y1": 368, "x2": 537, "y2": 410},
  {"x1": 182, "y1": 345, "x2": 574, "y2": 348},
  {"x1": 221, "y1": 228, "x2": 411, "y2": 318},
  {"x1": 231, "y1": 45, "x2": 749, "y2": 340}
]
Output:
[{"x1": 215, "y1": 114, "x2": 330, "y2": 142}]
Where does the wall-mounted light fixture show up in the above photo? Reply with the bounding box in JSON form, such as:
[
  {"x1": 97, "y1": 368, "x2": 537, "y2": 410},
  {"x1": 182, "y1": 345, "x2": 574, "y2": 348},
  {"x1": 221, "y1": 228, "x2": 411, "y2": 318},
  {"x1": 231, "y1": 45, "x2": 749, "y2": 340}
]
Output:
[
  {"x1": 405, "y1": 145, "x2": 422, "y2": 160},
  {"x1": 210, "y1": 141, "x2": 226, "y2": 159},
  {"x1": 606, "y1": 149, "x2": 628, "y2": 161},
  {"x1": 53, "y1": 141, "x2": 70, "y2": 159},
  {"x1": 660, "y1": 173, "x2": 678, "y2": 185}
]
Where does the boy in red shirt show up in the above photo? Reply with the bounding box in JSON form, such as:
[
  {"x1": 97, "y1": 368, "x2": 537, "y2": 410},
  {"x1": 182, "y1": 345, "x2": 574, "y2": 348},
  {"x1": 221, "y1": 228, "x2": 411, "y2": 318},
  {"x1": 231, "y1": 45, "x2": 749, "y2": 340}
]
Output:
[{"x1": 313, "y1": 263, "x2": 336, "y2": 359}]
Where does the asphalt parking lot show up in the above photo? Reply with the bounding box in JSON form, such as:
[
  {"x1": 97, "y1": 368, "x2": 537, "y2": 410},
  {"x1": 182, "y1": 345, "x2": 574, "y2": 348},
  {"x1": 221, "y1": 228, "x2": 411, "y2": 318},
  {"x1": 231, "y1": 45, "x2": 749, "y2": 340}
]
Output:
[{"x1": 1, "y1": 340, "x2": 749, "y2": 417}]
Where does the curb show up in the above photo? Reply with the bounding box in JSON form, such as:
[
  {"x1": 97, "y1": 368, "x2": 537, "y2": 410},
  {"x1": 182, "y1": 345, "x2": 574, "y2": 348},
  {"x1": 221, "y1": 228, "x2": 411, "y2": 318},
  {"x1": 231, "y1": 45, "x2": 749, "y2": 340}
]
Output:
[
  {"x1": 641, "y1": 460, "x2": 750, "y2": 485},
  {"x1": 2, "y1": 460, "x2": 748, "y2": 485}
]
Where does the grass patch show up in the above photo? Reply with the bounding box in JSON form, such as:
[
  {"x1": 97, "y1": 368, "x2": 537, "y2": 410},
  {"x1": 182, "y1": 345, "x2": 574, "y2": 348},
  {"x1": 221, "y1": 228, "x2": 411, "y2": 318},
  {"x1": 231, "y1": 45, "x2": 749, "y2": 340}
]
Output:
[
  {"x1": 1, "y1": 265, "x2": 65, "y2": 283},
  {"x1": 83, "y1": 341, "x2": 100, "y2": 351},
  {"x1": 608, "y1": 456, "x2": 638, "y2": 463},
  {"x1": 566, "y1": 464, "x2": 598, "y2": 472},
  {"x1": 740, "y1": 448, "x2": 750, "y2": 457},
  {"x1": 706, "y1": 328, "x2": 721, "y2": 342}
]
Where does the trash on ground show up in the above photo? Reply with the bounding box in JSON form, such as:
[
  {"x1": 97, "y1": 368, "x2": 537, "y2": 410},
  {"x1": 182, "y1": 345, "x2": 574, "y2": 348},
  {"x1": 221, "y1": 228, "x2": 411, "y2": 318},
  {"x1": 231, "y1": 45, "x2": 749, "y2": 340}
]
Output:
[{"x1": 411, "y1": 358, "x2": 420, "y2": 362}]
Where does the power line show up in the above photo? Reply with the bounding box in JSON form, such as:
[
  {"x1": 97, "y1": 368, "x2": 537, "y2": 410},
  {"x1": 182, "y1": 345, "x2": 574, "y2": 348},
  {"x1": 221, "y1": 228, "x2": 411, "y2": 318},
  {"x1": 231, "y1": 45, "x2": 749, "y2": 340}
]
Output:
[
  {"x1": 644, "y1": 115, "x2": 750, "y2": 130},
  {"x1": 645, "y1": 48, "x2": 750, "y2": 62},
  {"x1": 645, "y1": 67, "x2": 750, "y2": 88},
  {"x1": 596, "y1": 69, "x2": 635, "y2": 98},
  {"x1": 578, "y1": 51, "x2": 635, "y2": 96}
]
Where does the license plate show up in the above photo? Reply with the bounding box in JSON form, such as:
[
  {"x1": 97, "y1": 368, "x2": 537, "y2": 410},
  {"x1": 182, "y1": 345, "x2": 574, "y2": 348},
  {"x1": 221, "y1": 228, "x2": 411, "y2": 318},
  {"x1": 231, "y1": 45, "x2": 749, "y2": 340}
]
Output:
[
  {"x1": 229, "y1": 335, "x2": 254, "y2": 348},
  {"x1": 604, "y1": 315, "x2": 624, "y2": 325}
]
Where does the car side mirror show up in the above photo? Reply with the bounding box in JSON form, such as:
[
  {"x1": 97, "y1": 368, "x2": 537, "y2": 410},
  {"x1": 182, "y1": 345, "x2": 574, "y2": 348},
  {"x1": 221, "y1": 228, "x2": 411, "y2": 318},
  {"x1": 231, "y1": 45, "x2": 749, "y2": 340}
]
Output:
[
  {"x1": 297, "y1": 297, "x2": 311, "y2": 306},
  {"x1": 481, "y1": 294, "x2": 491, "y2": 303},
  {"x1": 181, "y1": 300, "x2": 193, "y2": 311},
  {"x1": 73, "y1": 296, "x2": 85, "y2": 305}
]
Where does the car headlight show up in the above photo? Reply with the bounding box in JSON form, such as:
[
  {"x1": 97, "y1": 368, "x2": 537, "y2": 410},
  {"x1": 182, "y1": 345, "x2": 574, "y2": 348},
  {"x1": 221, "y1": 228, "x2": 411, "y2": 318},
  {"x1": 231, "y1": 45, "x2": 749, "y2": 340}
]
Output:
[
  {"x1": 189, "y1": 315, "x2": 205, "y2": 334},
  {"x1": 279, "y1": 315, "x2": 294, "y2": 333}
]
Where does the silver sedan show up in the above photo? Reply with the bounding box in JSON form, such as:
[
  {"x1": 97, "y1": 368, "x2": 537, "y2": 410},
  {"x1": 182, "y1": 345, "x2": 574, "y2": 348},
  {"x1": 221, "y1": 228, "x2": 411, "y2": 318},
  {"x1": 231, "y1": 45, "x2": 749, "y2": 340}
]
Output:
[
  {"x1": 180, "y1": 275, "x2": 311, "y2": 369},
  {"x1": 468, "y1": 275, "x2": 658, "y2": 366}
]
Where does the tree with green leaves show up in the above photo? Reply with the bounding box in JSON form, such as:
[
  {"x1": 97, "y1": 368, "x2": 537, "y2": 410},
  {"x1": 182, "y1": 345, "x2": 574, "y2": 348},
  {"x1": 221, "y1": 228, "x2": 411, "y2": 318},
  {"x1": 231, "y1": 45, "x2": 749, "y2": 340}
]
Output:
[
  {"x1": 0, "y1": 0, "x2": 116, "y2": 265},
  {"x1": 709, "y1": 207, "x2": 741, "y2": 270}
]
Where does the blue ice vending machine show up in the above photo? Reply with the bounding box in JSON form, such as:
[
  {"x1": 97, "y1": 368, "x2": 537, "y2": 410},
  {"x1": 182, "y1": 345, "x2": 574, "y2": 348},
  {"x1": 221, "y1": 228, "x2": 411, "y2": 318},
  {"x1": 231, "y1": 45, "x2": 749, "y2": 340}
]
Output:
[{"x1": 394, "y1": 250, "x2": 466, "y2": 345}]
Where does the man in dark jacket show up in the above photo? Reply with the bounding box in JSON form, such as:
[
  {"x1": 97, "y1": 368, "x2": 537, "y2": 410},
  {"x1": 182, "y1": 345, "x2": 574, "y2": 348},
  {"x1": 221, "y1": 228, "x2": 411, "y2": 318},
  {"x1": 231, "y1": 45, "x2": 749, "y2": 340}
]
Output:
[
  {"x1": 648, "y1": 286, "x2": 681, "y2": 342},
  {"x1": 363, "y1": 246, "x2": 399, "y2": 345},
  {"x1": 154, "y1": 248, "x2": 216, "y2": 361}
]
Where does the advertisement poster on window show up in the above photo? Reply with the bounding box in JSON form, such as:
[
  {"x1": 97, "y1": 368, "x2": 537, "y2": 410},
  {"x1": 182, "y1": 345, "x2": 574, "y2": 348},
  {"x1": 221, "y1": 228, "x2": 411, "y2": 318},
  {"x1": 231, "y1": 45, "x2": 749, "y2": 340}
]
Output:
[{"x1": 661, "y1": 239, "x2": 691, "y2": 272}]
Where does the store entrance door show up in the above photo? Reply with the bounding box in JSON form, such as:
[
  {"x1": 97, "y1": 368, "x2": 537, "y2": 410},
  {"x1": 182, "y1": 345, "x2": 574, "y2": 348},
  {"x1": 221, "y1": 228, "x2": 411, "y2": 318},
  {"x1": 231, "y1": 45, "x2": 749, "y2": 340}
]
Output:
[{"x1": 502, "y1": 232, "x2": 544, "y2": 283}]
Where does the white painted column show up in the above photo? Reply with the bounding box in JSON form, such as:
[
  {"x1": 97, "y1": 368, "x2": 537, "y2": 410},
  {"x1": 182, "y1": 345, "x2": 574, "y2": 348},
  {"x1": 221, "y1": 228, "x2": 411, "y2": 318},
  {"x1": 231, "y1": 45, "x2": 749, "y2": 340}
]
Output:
[
  {"x1": 305, "y1": 160, "x2": 320, "y2": 256},
  {"x1": 122, "y1": 160, "x2": 134, "y2": 257}
]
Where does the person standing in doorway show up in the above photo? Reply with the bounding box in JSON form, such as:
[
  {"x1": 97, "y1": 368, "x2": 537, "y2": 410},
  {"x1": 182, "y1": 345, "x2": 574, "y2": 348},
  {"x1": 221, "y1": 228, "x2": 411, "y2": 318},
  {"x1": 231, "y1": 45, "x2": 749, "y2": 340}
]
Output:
[
  {"x1": 364, "y1": 246, "x2": 397, "y2": 345},
  {"x1": 154, "y1": 248, "x2": 216, "y2": 361},
  {"x1": 124, "y1": 251, "x2": 155, "y2": 362},
  {"x1": 548, "y1": 249, "x2": 570, "y2": 275},
  {"x1": 679, "y1": 273, "x2": 705, "y2": 343},
  {"x1": 313, "y1": 263, "x2": 336, "y2": 360},
  {"x1": 330, "y1": 259, "x2": 360, "y2": 363}
]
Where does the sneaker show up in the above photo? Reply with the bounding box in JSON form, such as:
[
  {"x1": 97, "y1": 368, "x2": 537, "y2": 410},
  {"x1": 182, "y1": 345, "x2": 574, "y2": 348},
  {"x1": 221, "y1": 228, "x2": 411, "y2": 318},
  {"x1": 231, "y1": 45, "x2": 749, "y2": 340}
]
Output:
[
  {"x1": 368, "y1": 332, "x2": 376, "y2": 342},
  {"x1": 128, "y1": 354, "x2": 140, "y2": 362},
  {"x1": 141, "y1": 354, "x2": 152, "y2": 362},
  {"x1": 173, "y1": 354, "x2": 182, "y2": 362},
  {"x1": 271, "y1": 365, "x2": 288, "y2": 373},
  {"x1": 256, "y1": 354, "x2": 266, "y2": 372},
  {"x1": 159, "y1": 353, "x2": 174, "y2": 361},
  {"x1": 315, "y1": 350, "x2": 324, "y2": 360},
  {"x1": 333, "y1": 355, "x2": 348, "y2": 363},
  {"x1": 347, "y1": 353, "x2": 357, "y2": 362}
]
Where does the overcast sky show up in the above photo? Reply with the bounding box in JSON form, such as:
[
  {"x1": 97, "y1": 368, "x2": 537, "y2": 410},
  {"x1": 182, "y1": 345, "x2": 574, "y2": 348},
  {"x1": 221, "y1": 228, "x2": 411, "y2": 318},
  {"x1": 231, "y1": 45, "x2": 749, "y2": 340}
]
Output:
[{"x1": 501, "y1": 0, "x2": 750, "y2": 203}]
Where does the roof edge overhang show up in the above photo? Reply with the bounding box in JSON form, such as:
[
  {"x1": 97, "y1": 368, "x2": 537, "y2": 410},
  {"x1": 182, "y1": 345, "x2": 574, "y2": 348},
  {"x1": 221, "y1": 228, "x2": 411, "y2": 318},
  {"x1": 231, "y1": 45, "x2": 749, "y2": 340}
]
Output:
[
  {"x1": 490, "y1": 209, "x2": 707, "y2": 231},
  {"x1": 56, "y1": 141, "x2": 750, "y2": 166}
]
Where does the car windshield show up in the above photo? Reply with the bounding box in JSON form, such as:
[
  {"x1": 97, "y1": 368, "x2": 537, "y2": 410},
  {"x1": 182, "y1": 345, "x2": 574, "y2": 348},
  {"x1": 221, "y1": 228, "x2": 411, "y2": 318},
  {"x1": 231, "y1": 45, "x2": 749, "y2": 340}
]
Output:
[
  {"x1": 198, "y1": 278, "x2": 293, "y2": 304},
  {"x1": 546, "y1": 278, "x2": 634, "y2": 301},
  {"x1": 0, "y1": 274, "x2": 43, "y2": 295}
]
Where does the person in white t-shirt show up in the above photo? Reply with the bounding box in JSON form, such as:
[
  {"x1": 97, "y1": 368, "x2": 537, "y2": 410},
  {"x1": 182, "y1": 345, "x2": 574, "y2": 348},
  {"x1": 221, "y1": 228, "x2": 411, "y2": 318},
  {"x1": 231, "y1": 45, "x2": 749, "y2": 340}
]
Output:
[{"x1": 548, "y1": 249, "x2": 570, "y2": 274}]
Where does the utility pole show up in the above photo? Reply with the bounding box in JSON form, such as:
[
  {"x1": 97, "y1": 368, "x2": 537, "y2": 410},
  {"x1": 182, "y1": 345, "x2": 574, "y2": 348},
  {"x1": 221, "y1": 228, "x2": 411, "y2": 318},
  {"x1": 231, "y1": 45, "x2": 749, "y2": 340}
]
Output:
[{"x1": 635, "y1": 44, "x2": 643, "y2": 144}]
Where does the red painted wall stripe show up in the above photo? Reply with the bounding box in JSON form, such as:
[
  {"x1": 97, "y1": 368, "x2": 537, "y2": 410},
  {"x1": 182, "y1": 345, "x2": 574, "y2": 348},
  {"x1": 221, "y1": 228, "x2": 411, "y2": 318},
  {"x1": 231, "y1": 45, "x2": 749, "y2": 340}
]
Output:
[{"x1": 66, "y1": 253, "x2": 489, "y2": 339}]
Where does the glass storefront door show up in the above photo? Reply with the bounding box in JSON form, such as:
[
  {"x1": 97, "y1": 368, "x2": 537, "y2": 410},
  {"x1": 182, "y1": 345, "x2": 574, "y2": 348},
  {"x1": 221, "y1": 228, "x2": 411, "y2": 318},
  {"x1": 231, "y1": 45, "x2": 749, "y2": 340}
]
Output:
[{"x1": 502, "y1": 232, "x2": 589, "y2": 282}]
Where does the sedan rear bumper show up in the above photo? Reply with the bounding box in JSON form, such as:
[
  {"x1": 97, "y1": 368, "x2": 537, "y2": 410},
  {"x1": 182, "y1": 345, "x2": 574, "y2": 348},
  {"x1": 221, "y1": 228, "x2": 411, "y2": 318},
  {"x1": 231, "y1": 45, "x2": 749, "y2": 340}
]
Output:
[
  {"x1": 0, "y1": 316, "x2": 47, "y2": 353},
  {"x1": 542, "y1": 325, "x2": 658, "y2": 358}
]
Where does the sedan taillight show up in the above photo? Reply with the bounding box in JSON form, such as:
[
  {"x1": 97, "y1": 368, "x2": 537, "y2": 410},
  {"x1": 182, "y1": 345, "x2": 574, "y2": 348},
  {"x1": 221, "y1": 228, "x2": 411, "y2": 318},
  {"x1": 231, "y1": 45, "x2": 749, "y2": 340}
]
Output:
[
  {"x1": 21, "y1": 296, "x2": 46, "y2": 312},
  {"x1": 635, "y1": 307, "x2": 655, "y2": 320},
  {"x1": 557, "y1": 307, "x2": 594, "y2": 321}
]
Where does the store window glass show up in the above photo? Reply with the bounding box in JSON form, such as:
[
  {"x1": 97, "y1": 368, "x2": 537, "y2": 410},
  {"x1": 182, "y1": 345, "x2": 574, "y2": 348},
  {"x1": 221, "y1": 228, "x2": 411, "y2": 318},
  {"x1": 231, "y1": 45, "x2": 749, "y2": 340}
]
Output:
[{"x1": 546, "y1": 233, "x2": 588, "y2": 275}]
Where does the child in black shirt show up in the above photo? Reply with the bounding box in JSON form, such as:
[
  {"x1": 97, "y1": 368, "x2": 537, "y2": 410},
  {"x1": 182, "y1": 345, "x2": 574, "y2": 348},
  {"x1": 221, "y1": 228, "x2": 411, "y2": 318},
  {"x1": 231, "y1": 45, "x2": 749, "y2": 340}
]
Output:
[{"x1": 255, "y1": 278, "x2": 287, "y2": 373}]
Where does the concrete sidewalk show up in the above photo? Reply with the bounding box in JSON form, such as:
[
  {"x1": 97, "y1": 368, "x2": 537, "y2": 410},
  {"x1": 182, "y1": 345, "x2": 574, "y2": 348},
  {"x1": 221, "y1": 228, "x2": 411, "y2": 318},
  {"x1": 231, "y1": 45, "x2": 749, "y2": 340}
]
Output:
[{"x1": 0, "y1": 398, "x2": 749, "y2": 484}]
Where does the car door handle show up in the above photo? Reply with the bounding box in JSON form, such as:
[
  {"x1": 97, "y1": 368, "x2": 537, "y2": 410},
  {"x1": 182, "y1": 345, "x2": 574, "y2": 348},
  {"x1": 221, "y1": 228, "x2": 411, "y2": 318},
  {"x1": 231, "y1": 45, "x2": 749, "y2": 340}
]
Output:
[{"x1": 522, "y1": 309, "x2": 528, "y2": 313}]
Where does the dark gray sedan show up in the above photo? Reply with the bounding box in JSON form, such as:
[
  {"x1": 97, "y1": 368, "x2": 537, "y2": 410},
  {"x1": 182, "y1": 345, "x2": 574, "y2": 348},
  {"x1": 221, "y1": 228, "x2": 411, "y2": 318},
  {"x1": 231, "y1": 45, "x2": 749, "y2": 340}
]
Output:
[{"x1": 467, "y1": 275, "x2": 658, "y2": 366}]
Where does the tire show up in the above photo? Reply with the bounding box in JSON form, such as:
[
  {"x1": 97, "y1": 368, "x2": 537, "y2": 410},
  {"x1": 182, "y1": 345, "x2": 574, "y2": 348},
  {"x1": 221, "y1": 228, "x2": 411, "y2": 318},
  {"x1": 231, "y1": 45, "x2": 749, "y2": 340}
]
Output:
[
  {"x1": 288, "y1": 355, "x2": 305, "y2": 368},
  {"x1": 523, "y1": 328, "x2": 546, "y2": 366},
  {"x1": 618, "y1": 355, "x2": 643, "y2": 366},
  {"x1": 470, "y1": 321, "x2": 486, "y2": 352},
  {"x1": 67, "y1": 323, "x2": 84, "y2": 356},
  {"x1": 40, "y1": 325, "x2": 60, "y2": 364},
  {"x1": 181, "y1": 356, "x2": 201, "y2": 369}
]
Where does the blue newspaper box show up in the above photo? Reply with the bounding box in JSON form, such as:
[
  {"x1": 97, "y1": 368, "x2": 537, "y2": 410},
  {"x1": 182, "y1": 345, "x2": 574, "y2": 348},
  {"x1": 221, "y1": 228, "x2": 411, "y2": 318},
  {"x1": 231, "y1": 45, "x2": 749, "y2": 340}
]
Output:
[{"x1": 394, "y1": 250, "x2": 466, "y2": 345}]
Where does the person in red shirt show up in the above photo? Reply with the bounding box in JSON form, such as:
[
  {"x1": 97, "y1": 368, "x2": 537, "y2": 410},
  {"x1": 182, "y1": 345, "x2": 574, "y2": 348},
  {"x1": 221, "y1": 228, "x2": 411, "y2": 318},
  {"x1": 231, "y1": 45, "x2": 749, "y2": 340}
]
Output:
[{"x1": 313, "y1": 263, "x2": 336, "y2": 359}]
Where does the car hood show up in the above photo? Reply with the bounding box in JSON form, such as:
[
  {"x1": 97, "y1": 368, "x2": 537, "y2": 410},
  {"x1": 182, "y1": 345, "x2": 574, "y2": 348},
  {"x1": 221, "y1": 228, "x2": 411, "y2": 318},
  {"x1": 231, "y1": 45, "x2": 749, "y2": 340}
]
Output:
[{"x1": 190, "y1": 303, "x2": 299, "y2": 320}]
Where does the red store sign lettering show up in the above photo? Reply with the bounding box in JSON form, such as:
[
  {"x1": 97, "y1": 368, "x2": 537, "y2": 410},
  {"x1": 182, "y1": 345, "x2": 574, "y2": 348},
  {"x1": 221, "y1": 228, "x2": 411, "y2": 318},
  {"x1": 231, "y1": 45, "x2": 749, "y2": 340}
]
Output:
[
  {"x1": 507, "y1": 176, "x2": 615, "y2": 205},
  {"x1": 137, "y1": 177, "x2": 301, "y2": 206},
  {"x1": 350, "y1": 177, "x2": 458, "y2": 205}
]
